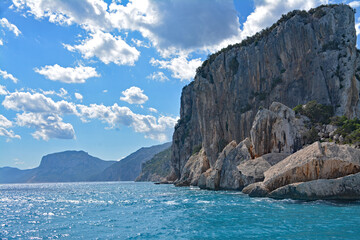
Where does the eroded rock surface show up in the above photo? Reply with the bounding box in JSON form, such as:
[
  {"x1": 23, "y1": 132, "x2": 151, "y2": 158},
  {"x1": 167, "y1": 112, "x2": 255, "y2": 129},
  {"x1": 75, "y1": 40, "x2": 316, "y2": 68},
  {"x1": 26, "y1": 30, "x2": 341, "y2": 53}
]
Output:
[
  {"x1": 269, "y1": 173, "x2": 360, "y2": 200},
  {"x1": 263, "y1": 142, "x2": 360, "y2": 192}
]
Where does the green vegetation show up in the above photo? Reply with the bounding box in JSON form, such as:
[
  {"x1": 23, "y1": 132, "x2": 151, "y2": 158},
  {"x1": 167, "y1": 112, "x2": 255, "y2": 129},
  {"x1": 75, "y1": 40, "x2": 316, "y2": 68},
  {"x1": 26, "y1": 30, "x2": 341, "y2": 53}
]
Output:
[
  {"x1": 331, "y1": 116, "x2": 360, "y2": 144},
  {"x1": 229, "y1": 57, "x2": 239, "y2": 75},
  {"x1": 304, "y1": 127, "x2": 320, "y2": 144},
  {"x1": 293, "y1": 100, "x2": 334, "y2": 124},
  {"x1": 192, "y1": 144, "x2": 202, "y2": 155},
  {"x1": 140, "y1": 147, "x2": 172, "y2": 179}
]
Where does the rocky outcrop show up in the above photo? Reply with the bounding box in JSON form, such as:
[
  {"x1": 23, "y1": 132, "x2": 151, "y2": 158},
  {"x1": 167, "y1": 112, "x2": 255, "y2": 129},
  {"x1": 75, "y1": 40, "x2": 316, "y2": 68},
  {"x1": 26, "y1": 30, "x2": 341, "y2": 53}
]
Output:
[
  {"x1": 250, "y1": 102, "x2": 309, "y2": 157},
  {"x1": 170, "y1": 5, "x2": 360, "y2": 183},
  {"x1": 175, "y1": 148, "x2": 210, "y2": 186},
  {"x1": 269, "y1": 172, "x2": 360, "y2": 200},
  {"x1": 242, "y1": 182, "x2": 269, "y2": 198},
  {"x1": 263, "y1": 142, "x2": 360, "y2": 192},
  {"x1": 198, "y1": 139, "x2": 252, "y2": 190}
]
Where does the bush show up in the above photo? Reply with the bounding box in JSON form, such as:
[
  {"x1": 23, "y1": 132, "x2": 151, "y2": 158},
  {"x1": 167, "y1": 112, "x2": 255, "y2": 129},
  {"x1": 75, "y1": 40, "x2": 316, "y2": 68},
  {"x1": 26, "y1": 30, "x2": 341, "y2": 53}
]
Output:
[
  {"x1": 304, "y1": 127, "x2": 320, "y2": 144},
  {"x1": 331, "y1": 116, "x2": 360, "y2": 144},
  {"x1": 293, "y1": 100, "x2": 334, "y2": 124},
  {"x1": 192, "y1": 144, "x2": 202, "y2": 155}
]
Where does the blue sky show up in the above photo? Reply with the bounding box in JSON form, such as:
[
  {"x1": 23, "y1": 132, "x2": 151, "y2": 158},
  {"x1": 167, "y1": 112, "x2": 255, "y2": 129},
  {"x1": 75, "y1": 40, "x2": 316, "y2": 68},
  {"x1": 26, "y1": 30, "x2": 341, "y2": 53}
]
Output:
[{"x1": 0, "y1": 0, "x2": 359, "y2": 169}]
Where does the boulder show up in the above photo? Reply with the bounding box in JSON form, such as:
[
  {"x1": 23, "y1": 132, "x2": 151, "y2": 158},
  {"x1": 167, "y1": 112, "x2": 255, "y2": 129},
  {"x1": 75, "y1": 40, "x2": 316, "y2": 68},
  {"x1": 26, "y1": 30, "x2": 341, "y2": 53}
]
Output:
[
  {"x1": 263, "y1": 142, "x2": 360, "y2": 192},
  {"x1": 242, "y1": 182, "x2": 269, "y2": 197},
  {"x1": 268, "y1": 172, "x2": 360, "y2": 200},
  {"x1": 250, "y1": 102, "x2": 309, "y2": 157},
  {"x1": 175, "y1": 148, "x2": 210, "y2": 187},
  {"x1": 198, "y1": 139, "x2": 252, "y2": 190}
]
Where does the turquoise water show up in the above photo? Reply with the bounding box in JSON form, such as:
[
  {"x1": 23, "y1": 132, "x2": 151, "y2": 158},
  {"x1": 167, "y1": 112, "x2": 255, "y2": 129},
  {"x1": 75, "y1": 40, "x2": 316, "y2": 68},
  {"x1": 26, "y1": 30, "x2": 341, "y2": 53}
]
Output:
[{"x1": 1, "y1": 182, "x2": 360, "y2": 239}]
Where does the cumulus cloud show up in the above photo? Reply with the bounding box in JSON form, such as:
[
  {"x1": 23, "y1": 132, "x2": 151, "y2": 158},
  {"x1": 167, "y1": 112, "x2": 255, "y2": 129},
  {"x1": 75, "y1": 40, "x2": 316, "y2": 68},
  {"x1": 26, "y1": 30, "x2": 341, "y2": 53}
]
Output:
[
  {"x1": 34, "y1": 64, "x2": 100, "y2": 83},
  {"x1": 0, "y1": 85, "x2": 9, "y2": 95},
  {"x1": 0, "y1": 39, "x2": 3, "y2": 45},
  {"x1": 147, "y1": 72, "x2": 169, "y2": 82},
  {"x1": 11, "y1": 0, "x2": 110, "y2": 31},
  {"x1": 64, "y1": 31, "x2": 140, "y2": 66},
  {"x1": 0, "y1": 69, "x2": 18, "y2": 83},
  {"x1": 0, "y1": 114, "x2": 13, "y2": 128},
  {"x1": 0, "y1": 127, "x2": 21, "y2": 140},
  {"x1": 16, "y1": 112, "x2": 75, "y2": 140},
  {"x1": 0, "y1": 18, "x2": 21, "y2": 36},
  {"x1": 120, "y1": 86, "x2": 148, "y2": 104},
  {"x1": 2, "y1": 92, "x2": 77, "y2": 115},
  {"x1": 74, "y1": 93, "x2": 83, "y2": 101},
  {"x1": 150, "y1": 56, "x2": 201, "y2": 81},
  {"x1": 78, "y1": 103, "x2": 177, "y2": 141},
  {"x1": 241, "y1": 0, "x2": 328, "y2": 38},
  {"x1": 40, "y1": 88, "x2": 69, "y2": 98},
  {"x1": 0, "y1": 114, "x2": 20, "y2": 140}
]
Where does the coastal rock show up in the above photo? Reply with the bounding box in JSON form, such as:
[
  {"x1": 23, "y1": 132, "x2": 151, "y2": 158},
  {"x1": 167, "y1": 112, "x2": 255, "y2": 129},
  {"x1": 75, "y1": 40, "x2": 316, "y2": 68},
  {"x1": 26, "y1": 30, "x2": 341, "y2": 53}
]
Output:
[
  {"x1": 268, "y1": 172, "x2": 360, "y2": 200},
  {"x1": 250, "y1": 102, "x2": 309, "y2": 157},
  {"x1": 242, "y1": 182, "x2": 269, "y2": 197},
  {"x1": 263, "y1": 142, "x2": 360, "y2": 192},
  {"x1": 175, "y1": 148, "x2": 210, "y2": 186},
  {"x1": 198, "y1": 139, "x2": 253, "y2": 190},
  {"x1": 170, "y1": 5, "x2": 360, "y2": 182}
]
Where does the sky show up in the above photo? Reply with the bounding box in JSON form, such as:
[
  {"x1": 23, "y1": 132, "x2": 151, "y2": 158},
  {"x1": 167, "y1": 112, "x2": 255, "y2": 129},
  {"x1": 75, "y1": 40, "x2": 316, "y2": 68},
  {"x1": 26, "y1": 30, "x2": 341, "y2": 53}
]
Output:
[{"x1": 1, "y1": 0, "x2": 360, "y2": 169}]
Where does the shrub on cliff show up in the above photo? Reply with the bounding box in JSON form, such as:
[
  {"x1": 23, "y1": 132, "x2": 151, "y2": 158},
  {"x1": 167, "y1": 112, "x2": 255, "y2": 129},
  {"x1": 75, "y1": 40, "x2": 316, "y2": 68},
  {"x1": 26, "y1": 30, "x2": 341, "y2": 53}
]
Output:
[
  {"x1": 293, "y1": 100, "x2": 333, "y2": 124},
  {"x1": 331, "y1": 116, "x2": 360, "y2": 144}
]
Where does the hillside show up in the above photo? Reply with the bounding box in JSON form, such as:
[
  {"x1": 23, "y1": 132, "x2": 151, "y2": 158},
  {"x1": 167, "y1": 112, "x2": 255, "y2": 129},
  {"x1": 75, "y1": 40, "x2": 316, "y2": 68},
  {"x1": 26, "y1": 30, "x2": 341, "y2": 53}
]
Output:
[
  {"x1": 92, "y1": 142, "x2": 171, "y2": 181},
  {"x1": 135, "y1": 147, "x2": 172, "y2": 182}
]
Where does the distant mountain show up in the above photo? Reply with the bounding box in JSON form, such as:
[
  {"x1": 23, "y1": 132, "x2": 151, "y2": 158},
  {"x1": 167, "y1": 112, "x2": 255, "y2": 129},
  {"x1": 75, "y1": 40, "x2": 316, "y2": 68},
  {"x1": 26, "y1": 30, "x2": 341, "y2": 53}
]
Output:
[
  {"x1": 135, "y1": 147, "x2": 172, "y2": 182},
  {"x1": 0, "y1": 151, "x2": 116, "y2": 183},
  {"x1": 92, "y1": 142, "x2": 171, "y2": 181}
]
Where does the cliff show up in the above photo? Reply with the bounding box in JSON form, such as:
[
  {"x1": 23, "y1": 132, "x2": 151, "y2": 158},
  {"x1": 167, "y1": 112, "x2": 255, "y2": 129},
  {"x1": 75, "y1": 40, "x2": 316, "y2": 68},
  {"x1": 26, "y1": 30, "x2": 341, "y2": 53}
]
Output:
[{"x1": 170, "y1": 4, "x2": 360, "y2": 182}]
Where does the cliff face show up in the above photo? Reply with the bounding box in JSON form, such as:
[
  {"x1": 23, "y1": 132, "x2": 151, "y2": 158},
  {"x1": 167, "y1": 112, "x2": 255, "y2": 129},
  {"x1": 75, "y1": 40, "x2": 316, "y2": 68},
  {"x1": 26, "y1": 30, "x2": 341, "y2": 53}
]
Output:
[{"x1": 171, "y1": 5, "x2": 360, "y2": 181}]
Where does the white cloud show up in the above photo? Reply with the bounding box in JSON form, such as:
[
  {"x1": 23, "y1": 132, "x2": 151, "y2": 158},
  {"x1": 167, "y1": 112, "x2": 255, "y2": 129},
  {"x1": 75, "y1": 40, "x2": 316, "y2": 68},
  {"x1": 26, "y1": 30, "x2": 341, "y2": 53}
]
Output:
[
  {"x1": 2, "y1": 92, "x2": 77, "y2": 115},
  {"x1": 148, "y1": 107, "x2": 157, "y2": 113},
  {"x1": 74, "y1": 92, "x2": 83, "y2": 101},
  {"x1": 103, "y1": 89, "x2": 108, "y2": 93},
  {"x1": 0, "y1": 85, "x2": 9, "y2": 95},
  {"x1": 350, "y1": 1, "x2": 360, "y2": 8},
  {"x1": 131, "y1": 38, "x2": 150, "y2": 48},
  {"x1": 241, "y1": 0, "x2": 328, "y2": 38},
  {"x1": 34, "y1": 64, "x2": 100, "y2": 83},
  {"x1": 0, "y1": 39, "x2": 3, "y2": 45},
  {"x1": 16, "y1": 112, "x2": 75, "y2": 140},
  {"x1": 40, "y1": 88, "x2": 69, "y2": 98},
  {"x1": 147, "y1": 72, "x2": 169, "y2": 82},
  {"x1": 108, "y1": 0, "x2": 241, "y2": 56},
  {"x1": 120, "y1": 86, "x2": 148, "y2": 104},
  {"x1": 0, "y1": 114, "x2": 20, "y2": 140},
  {"x1": 78, "y1": 103, "x2": 177, "y2": 141},
  {"x1": 0, "y1": 114, "x2": 13, "y2": 128},
  {"x1": 150, "y1": 56, "x2": 201, "y2": 81},
  {"x1": 0, "y1": 18, "x2": 21, "y2": 36},
  {"x1": 0, "y1": 127, "x2": 21, "y2": 140},
  {"x1": 11, "y1": 0, "x2": 110, "y2": 32},
  {"x1": 0, "y1": 69, "x2": 18, "y2": 83},
  {"x1": 64, "y1": 31, "x2": 140, "y2": 66}
]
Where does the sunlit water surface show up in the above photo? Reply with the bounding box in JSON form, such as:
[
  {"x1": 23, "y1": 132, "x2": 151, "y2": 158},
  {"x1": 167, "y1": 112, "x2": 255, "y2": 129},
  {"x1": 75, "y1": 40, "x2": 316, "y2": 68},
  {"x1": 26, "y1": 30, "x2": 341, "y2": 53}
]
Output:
[{"x1": 1, "y1": 182, "x2": 360, "y2": 239}]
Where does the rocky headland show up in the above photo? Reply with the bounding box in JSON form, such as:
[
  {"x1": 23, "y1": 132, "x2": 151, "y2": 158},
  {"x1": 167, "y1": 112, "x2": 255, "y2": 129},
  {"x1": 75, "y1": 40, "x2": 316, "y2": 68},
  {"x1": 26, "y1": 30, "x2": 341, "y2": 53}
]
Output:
[{"x1": 167, "y1": 4, "x2": 360, "y2": 200}]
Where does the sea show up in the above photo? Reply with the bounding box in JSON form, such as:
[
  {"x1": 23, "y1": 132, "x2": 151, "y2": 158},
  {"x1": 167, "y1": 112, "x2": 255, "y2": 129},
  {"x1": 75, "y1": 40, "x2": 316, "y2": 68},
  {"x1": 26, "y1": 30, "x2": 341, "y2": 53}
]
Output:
[{"x1": 1, "y1": 182, "x2": 360, "y2": 239}]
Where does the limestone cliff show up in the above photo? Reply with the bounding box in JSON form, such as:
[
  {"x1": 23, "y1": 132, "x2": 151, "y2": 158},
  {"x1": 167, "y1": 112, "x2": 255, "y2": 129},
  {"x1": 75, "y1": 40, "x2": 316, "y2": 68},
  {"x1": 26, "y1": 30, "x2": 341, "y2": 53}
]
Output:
[{"x1": 170, "y1": 4, "x2": 360, "y2": 182}]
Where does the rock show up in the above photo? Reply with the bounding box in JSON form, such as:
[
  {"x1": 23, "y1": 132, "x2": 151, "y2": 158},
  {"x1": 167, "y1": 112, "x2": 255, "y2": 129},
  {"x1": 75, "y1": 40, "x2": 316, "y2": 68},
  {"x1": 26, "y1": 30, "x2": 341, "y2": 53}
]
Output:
[
  {"x1": 237, "y1": 158, "x2": 271, "y2": 185},
  {"x1": 263, "y1": 142, "x2": 360, "y2": 192},
  {"x1": 259, "y1": 152, "x2": 291, "y2": 166},
  {"x1": 175, "y1": 148, "x2": 210, "y2": 186},
  {"x1": 198, "y1": 139, "x2": 252, "y2": 190},
  {"x1": 242, "y1": 182, "x2": 269, "y2": 197},
  {"x1": 250, "y1": 102, "x2": 309, "y2": 157},
  {"x1": 334, "y1": 134, "x2": 339, "y2": 141},
  {"x1": 170, "y1": 5, "x2": 360, "y2": 183},
  {"x1": 339, "y1": 135, "x2": 345, "y2": 144},
  {"x1": 268, "y1": 172, "x2": 360, "y2": 200}
]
